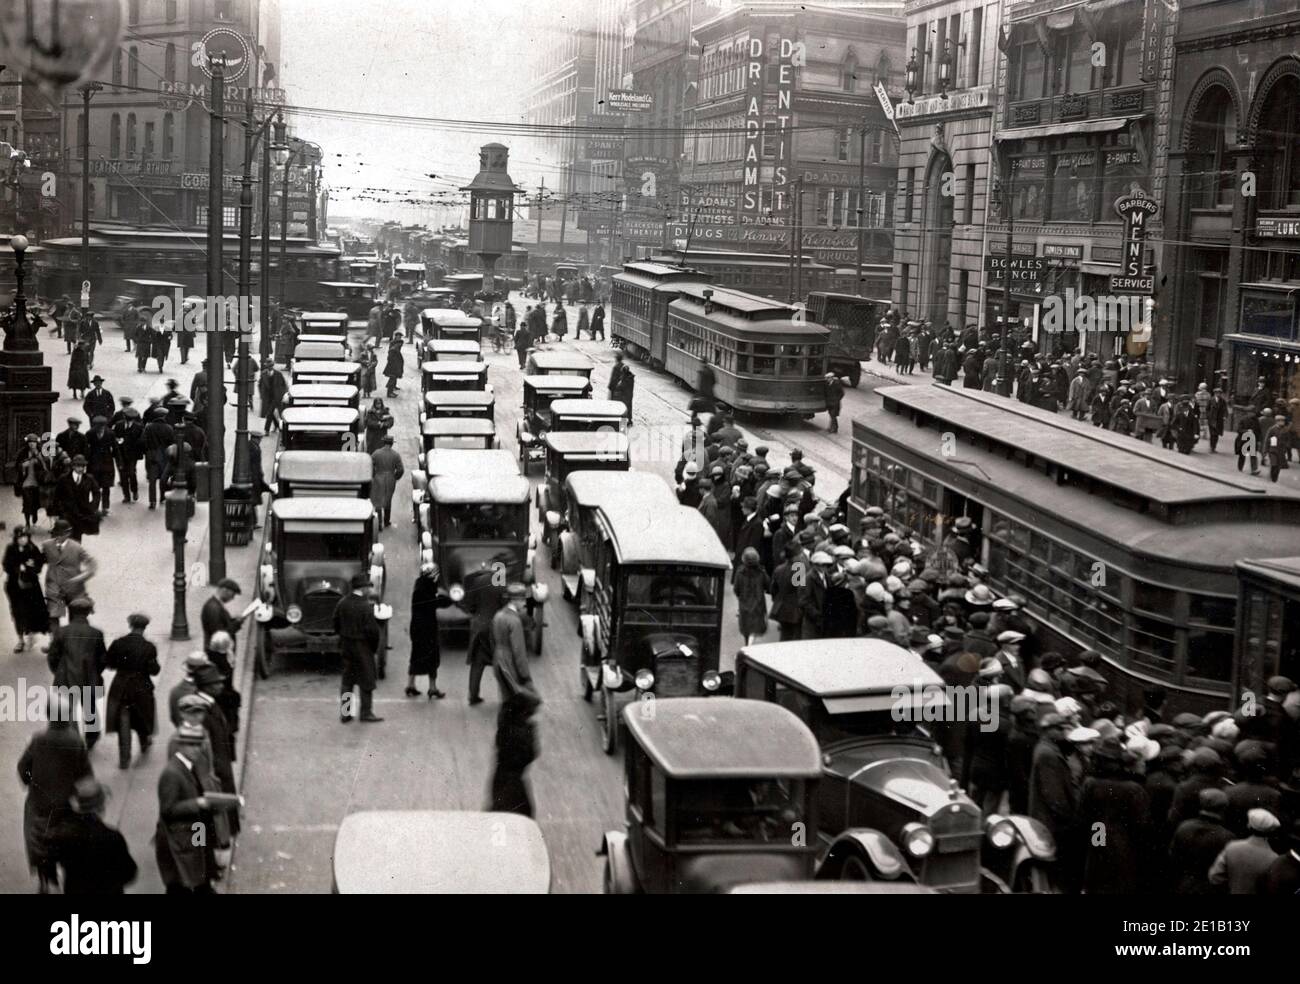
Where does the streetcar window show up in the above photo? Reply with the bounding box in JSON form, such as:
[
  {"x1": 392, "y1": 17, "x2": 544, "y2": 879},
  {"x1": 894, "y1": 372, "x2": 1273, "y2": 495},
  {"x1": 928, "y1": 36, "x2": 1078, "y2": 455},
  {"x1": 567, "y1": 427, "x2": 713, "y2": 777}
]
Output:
[
  {"x1": 1186, "y1": 627, "x2": 1234, "y2": 682},
  {"x1": 1130, "y1": 615, "x2": 1177, "y2": 675},
  {"x1": 1133, "y1": 582, "x2": 1177, "y2": 617},
  {"x1": 1188, "y1": 593, "x2": 1235, "y2": 625}
]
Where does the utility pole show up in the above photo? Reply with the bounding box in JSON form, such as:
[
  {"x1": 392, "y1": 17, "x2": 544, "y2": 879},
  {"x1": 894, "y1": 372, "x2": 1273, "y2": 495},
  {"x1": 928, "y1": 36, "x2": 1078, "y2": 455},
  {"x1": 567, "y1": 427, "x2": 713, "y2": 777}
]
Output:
[
  {"x1": 535, "y1": 177, "x2": 543, "y2": 247},
  {"x1": 205, "y1": 57, "x2": 227, "y2": 583},
  {"x1": 794, "y1": 181, "x2": 805, "y2": 302},
  {"x1": 997, "y1": 166, "x2": 1015, "y2": 398},
  {"x1": 260, "y1": 136, "x2": 271, "y2": 364},
  {"x1": 79, "y1": 83, "x2": 101, "y2": 297},
  {"x1": 307, "y1": 157, "x2": 317, "y2": 242}
]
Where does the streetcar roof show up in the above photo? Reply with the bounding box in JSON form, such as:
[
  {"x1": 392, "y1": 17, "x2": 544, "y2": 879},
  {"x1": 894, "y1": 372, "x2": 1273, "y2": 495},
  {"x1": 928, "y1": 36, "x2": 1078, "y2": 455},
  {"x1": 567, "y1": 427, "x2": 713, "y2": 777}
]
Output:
[
  {"x1": 624, "y1": 698, "x2": 820, "y2": 779},
  {"x1": 422, "y1": 417, "x2": 496, "y2": 436},
  {"x1": 619, "y1": 261, "x2": 707, "y2": 279},
  {"x1": 332, "y1": 811, "x2": 549, "y2": 894},
  {"x1": 429, "y1": 474, "x2": 530, "y2": 504},
  {"x1": 276, "y1": 451, "x2": 373, "y2": 482},
  {"x1": 565, "y1": 470, "x2": 675, "y2": 509},
  {"x1": 600, "y1": 502, "x2": 731, "y2": 567},
  {"x1": 673, "y1": 282, "x2": 802, "y2": 315},
  {"x1": 738, "y1": 640, "x2": 943, "y2": 704},
  {"x1": 421, "y1": 448, "x2": 518, "y2": 478},
  {"x1": 272, "y1": 497, "x2": 373, "y2": 521},
  {"x1": 1237, "y1": 556, "x2": 1300, "y2": 591}
]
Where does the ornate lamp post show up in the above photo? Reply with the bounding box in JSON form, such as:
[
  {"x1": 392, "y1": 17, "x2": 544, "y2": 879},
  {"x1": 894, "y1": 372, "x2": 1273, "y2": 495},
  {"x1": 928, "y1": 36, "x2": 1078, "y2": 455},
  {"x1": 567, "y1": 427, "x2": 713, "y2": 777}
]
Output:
[{"x1": 905, "y1": 48, "x2": 919, "y2": 103}]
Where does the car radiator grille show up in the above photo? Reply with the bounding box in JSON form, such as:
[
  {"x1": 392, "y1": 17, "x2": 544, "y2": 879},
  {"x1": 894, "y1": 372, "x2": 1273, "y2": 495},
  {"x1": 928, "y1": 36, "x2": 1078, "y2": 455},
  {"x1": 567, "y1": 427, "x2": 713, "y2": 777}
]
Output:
[
  {"x1": 922, "y1": 811, "x2": 982, "y2": 891},
  {"x1": 301, "y1": 593, "x2": 340, "y2": 633},
  {"x1": 654, "y1": 656, "x2": 700, "y2": 697}
]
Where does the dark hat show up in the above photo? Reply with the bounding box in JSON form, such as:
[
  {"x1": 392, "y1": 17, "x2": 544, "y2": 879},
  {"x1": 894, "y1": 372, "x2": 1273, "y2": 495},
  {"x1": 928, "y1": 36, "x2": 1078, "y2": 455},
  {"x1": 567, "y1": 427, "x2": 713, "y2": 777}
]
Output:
[
  {"x1": 194, "y1": 664, "x2": 225, "y2": 688},
  {"x1": 70, "y1": 454, "x2": 88, "y2": 467},
  {"x1": 66, "y1": 416, "x2": 80, "y2": 425},
  {"x1": 1267, "y1": 675, "x2": 1297, "y2": 696},
  {"x1": 91, "y1": 415, "x2": 107, "y2": 425},
  {"x1": 126, "y1": 612, "x2": 150, "y2": 629},
  {"x1": 176, "y1": 693, "x2": 208, "y2": 714},
  {"x1": 349, "y1": 572, "x2": 373, "y2": 589},
  {"x1": 790, "y1": 449, "x2": 803, "y2": 459},
  {"x1": 70, "y1": 777, "x2": 108, "y2": 814},
  {"x1": 23, "y1": 432, "x2": 39, "y2": 442},
  {"x1": 119, "y1": 396, "x2": 134, "y2": 405},
  {"x1": 941, "y1": 625, "x2": 965, "y2": 642},
  {"x1": 383, "y1": 435, "x2": 395, "y2": 444},
  {"x1": 1197, "y1": 788, "x2": 1229, "y2": 819},
  {"x1": 249, "y1": 432, "x2": 262, "y2": 442},
  {"x1": 866, "y1": 615, "x2": 890, "y2": 633},
  {"x1": 216, "y1": 578, "x2": 242, "y2": 595},
  {"x1": 50, "y1": 518, "x2": 72, "y2": 536},
  {"x1": 796, "y1": 529, "x2": 817, "y2": 545},
  {"x1": 91, "y1": 375, "x2": 104, "y2": 384},
  {"x1": 741, "y1": 495, "x2": 757, "y2": 510}
]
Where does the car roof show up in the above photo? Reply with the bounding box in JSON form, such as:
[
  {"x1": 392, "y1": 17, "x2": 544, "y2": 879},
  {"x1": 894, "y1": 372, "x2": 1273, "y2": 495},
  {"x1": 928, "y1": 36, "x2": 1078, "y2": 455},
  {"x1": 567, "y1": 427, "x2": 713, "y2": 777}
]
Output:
[
  {"x1": 295, "y1": 343, "x2": 346, "y2": 358},
  {"x1": 332, "y1": 811, "x2": 549, "y2": 894},
  {"x1": 422, "y1": 448, "x2": 518, "y2": 477},
  {"x1": 421, "y1": 360, "x2": 487, "y2": 374},
  {"x1": 295, "y1": 333, "x2": 348, "y2": 345},
  {"x1": 276, "y1": 451, "x2": 373, "y2": 481},
  {"x1": 288, "y1": 384, "x2": 358, "y2": 399},
  {"x1": 623, "y1": 698, "x2": 821, "y2": 779},
  {"x1": 422, "y1": 417, "x2": 495, "y2": 435},
  {"x1": 738, "y1": 639, "x2": 943, "y2": 697},
  {"x1": 544, "y1": 431, "x2": 630, "y2": 455},
  {"x1": 318, "y1": 281, "x2": 376, "y2": 289},
  {"x1": 602, "y1": 502, "x2": 731, "y2": 567},
  {"x1": 298, "y1": 311, "x2": 348, "y2": 322},
  {"x1": 272, "y1": 497, "x2": 374, "y2": 521},
  {"x1": 291, "y1": 360, "x2": 358, "y2": 375},
  {"x1": 425, "y1": 338, "x2": 480, "y2": 350},
  {"x1": 122, "y1": 278, "x2": 185, "y2": 288},
  {"x1": 565, "y1": 470, "x2": 676, "y2": 509},
  {"x1": 550, "y1": 399, "x2": 626, "y2": 418},
  {"x1": 430, "y1": 474, "x2": 531, "y2": 504},
  {"x1": 423, "y1": 310, "x2": 482, "y2": 326},
  {"x1": 281, "y1": 406, "x2": 359, "y2": 424},
  {"x1": 529, "y1": 351, "x2": 594, "y2": 370},
  {"x1": 523, "y1": 375, "x2": 591, "y2": 392},
  {"x1": 424, "y1": 390, "x2": 494, "y2": 406}
]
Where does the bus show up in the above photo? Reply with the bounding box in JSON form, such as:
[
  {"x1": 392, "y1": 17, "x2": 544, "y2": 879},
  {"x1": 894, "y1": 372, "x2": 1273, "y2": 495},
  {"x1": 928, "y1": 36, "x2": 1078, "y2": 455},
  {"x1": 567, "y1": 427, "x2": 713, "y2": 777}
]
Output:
[{"x1": 849, "y1": 382, "x2": 1300, "y2": 716}]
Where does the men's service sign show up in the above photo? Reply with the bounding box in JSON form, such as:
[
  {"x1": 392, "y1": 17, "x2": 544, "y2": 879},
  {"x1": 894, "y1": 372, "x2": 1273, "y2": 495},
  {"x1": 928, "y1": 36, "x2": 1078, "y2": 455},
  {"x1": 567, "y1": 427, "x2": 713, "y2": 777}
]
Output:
[{"x1": 1112, "y1": 192, "x2": 1158, "y2": 294}]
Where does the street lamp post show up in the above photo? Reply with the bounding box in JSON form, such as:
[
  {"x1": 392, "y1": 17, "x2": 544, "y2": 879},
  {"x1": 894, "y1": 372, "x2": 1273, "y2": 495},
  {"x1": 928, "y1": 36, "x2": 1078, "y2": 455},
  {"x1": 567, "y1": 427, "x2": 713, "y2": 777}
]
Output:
[
  {"x1": 205, "y1": 56, "x2": 227, "y2": 583},
  {"x1": 272, "y1": 116, "x2": 296, "y2": 345},
  {"x1": 10, "y1": 234, "x2": 31, "y2": 347},
  {"x1": 164, "y1": 488, "x2": 191, "y2": 641},
  {"x1": 79, "y1": 82, "x2": 102, "y2": 305}
]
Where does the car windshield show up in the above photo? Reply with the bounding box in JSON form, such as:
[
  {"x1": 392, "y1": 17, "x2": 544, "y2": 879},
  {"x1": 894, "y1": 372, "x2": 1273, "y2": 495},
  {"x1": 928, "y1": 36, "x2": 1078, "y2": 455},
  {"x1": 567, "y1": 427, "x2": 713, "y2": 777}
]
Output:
[
  {"x1": 774, "y1": 686, "x2": 931, "y2": 745},
  {"x1": 430, "y1": 435, "x2": 493, "y2": 450},
  {"x1": 674, "y1": 779, "x2": 806, "y2": 844},
  {"x1": 624, "y1": 572, "x2": 719, "y2": 608},
  {"x1": 282, "y1": 531, "x2": 364, "y2": 562},
  {"x1": 443, "y1": 502, "x2": 526, "y2": 540}
]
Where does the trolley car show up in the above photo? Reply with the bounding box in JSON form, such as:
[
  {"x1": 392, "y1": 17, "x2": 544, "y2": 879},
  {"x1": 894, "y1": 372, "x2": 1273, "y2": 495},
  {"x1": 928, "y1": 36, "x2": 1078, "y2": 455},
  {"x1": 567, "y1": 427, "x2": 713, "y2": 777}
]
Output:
[{"x1": 609, "y1": 261, "x2": 711, "y2": 367}]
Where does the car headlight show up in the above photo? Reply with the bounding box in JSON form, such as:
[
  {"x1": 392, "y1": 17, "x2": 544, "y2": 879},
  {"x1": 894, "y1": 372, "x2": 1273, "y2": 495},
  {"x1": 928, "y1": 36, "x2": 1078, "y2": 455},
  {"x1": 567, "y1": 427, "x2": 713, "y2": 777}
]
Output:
[
  {"x1": 702, "y1": 670, "x2": 722, "y2": 692},
  {"x1": 634, "y1": 668, "x2": 654, "y2": 691},
  {"x1": 901, "y1": 822, "x2": 934, "y2": 858},
  {"x1": 986, "y1": 816, "x2": 1016, "y2": 850},
  {"x1": 449, "y1": 583, "x2": 465, "y2": 603},
  {"x1": 532, "y1": 583, "x2": 549, "y2": 604},
  {"x1": 286, "y1": 604, "x2": 303, "y2": 624}
]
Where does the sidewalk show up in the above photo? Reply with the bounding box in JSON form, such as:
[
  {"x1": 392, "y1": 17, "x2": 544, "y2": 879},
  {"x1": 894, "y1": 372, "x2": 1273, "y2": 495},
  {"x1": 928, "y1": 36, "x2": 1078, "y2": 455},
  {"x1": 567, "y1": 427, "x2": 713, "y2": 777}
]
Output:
[{"x1": 0, "y1": 318, "x2": 266, "y2": 893}]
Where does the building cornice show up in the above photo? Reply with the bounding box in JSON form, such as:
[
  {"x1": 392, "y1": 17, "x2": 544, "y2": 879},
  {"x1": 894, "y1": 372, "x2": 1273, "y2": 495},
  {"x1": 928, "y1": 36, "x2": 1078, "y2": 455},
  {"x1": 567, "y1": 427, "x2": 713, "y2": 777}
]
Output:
[{"x1": 1176, "y1": 17, "x2": 1300, "y2": 52}]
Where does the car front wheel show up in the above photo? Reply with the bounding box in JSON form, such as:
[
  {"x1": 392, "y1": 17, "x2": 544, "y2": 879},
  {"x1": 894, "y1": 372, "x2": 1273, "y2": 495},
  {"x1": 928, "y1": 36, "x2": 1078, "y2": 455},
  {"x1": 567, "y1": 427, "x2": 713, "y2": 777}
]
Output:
[{"x1": 600, "y1": 686, "x2": 618, "y2": 755}]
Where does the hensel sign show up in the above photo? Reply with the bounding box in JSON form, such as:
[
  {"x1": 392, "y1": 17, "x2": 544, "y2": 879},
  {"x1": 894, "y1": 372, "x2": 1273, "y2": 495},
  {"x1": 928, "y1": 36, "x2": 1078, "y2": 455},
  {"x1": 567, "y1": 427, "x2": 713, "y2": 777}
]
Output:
[{"x1": 606, "y1": 90, "x2": 653, "y2": 113}]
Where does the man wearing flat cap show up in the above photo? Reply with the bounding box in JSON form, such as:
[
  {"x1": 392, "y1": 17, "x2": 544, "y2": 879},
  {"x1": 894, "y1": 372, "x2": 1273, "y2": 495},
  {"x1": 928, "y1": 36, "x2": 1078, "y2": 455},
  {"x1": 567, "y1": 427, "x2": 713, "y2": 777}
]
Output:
[
  {"x1": 798, "y1": 551, "x2": 833, "y2": 640},
  {"x1": 46, "y1": 596, "x2": 107, "y2": 749},
  {"x1": 1209, "y1": 808, "x2": 1281, "y2": 894},
  {"x1": 333, "y1": 573, "x2": 383, "y2": 723},
  {"x1": 1169, "y1": 788, "x2": 1234, "y2": 894},
  {"x1": 105, "y1": 613, "x2": 160, "y2": 770},
  {"x1": 201, "y1": 578, "x2": 246, "y2": 654},
  {"x1": 54, "y1": 454, "x2": 101, "y2": 541},
  {"x1": 1259, "y1": 820, "x2": 1300, "y2": 895},
  {"x1": 46, "y1": 777, "x2": 137, "y2": 895},
  {"x1": 56, "y1": 416, "x2": 88, "y2": 460},
  {"x1": 1234, "y1": 675, "x2": 1296, "y2": 755}
]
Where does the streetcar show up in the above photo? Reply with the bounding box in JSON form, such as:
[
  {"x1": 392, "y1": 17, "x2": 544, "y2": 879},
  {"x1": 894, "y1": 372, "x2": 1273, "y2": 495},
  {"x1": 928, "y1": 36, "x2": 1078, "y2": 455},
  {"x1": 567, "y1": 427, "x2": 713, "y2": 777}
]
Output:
[
  {"x1": 848, "y1": 383, "x2": 1300, "y2": 716},
  {"x1": 650, "y1": 248, "x2": 836, "y2": 302},
  {"x1": 610, "y1": 261, "x2": 711, "y2": 367}
]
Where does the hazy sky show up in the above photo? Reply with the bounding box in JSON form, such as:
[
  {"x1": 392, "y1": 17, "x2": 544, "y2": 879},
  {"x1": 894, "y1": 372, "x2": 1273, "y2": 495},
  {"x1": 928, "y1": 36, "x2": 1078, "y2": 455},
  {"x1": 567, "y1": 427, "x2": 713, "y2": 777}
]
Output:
[{"x1": 279, "y1": 0, "x2": 594, "y2": 226}]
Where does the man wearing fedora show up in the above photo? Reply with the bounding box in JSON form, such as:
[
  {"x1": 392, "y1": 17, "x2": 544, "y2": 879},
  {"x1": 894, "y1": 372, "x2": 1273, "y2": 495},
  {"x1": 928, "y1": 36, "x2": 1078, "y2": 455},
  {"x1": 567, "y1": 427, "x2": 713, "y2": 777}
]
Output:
[
  {"x1": 55, "y1": 416, "x2": 87, "y2": 460},
  {"x1": 53, "y1": 454, "x2": 101, "y2": 541},
  {"x1": 46, "y1": 777, "x2": 137, "y2": 895},
  {"x1": 85, "y1": 415, "x2": 116, "y2": 516},
  {"x1": 334, "y1": 573, "x2": 384, "y2": 723},
  {"x1": 106, "y1": 613, "x2": 161, "y2": 770},
  {"x1": 370, "y1": 434, "x2": 404, "y2": 529},
  {"x1": 47, "y1": 595, "x2": 108, "y2": 749},
  {"x1": 200, "y1": 578, "x2": 246, "y2": 654},
  {"x1": 82, "y1": 375, "x2": 114, "y2": 423},
  {"x1": 111, "y1": 398, "x2": 144, "y2": 504},
  {"x1": 155, "y1": 720, "x2": 237, "y2": 894},
  {"x1": 41, "y1": 520, "x2": 96, "y2": 626}
]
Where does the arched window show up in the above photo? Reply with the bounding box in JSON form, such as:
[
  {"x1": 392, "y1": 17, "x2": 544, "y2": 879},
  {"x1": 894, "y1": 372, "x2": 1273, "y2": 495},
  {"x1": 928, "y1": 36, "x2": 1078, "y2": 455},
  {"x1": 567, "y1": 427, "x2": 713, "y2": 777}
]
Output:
[
  {"x1": 109, "y1": 114, "x2": 121, "y2": 158},
  {"x1": 1187, "y1": 86, "x2": 1234, "y2": 209},
  {"x1": 165, "y1": 43, "x2": 176, "y2": 82},
  {"x1": 1256, "y1": 74, "x2": 1300, "y2": 209},
  {"x1": 128, "y1": 46, "x2": 139, "y2": 88},
  {"x1": 163, "y1": 113, "x2": 174, "y2": 158},
  {"x1": 126, "y1": 113, "x2": 137, "y2": 158},
  {"x1": 112, "y1": 49, "x2": 122, "y2": 86}
]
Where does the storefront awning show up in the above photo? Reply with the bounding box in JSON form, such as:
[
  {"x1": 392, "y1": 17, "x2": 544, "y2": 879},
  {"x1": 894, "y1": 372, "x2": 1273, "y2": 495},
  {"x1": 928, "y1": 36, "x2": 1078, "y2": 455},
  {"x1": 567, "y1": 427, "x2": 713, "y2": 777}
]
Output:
[
  {"x1": 1080, "y1": 262, "x2": 1119, "y2": 276},
  {"x1": 1223, "y1": 333, "x2": 1300, "y2": 354},
  {"x1": 995, "y1": 114, "x2": 1146, "y2": 142}
]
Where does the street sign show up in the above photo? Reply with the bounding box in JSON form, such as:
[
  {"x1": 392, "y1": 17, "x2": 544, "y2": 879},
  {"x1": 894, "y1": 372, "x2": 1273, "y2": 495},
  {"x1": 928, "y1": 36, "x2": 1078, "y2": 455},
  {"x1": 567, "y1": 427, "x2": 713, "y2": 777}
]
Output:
[
  {"x1": 1114, "y1": 192, "x2": 1158, "y2": 279},
  {"x1": 873, "y1": 80, "x2": 900, "y2": 138}
]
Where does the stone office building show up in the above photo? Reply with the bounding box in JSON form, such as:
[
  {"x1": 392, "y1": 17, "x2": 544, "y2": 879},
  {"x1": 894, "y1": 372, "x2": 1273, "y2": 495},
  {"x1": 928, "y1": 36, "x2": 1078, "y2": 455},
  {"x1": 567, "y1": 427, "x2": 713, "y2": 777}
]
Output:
[
  {"x1": 984, "y1": 0, "x2": 1176, "y2": 360},
  {"x1": 891, "y1": 0, "x2": 1001, "y2": 328},
  {"x1": 1163, "y1": 0, "x2": 1300, "y2": 404}
]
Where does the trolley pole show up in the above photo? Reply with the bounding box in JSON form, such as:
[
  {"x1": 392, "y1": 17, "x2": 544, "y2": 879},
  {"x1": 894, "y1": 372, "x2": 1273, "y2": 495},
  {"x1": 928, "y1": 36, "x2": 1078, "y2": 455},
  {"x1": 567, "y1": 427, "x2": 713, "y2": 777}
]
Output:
[{"x1": 205, "y1": 57, "x2": 227, "y2": 583}]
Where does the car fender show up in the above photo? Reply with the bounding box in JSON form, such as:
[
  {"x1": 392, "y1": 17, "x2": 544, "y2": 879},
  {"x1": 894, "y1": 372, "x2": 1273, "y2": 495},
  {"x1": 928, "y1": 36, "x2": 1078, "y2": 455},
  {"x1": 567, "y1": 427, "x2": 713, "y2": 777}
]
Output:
[
  {"x1": 579, "y1": 612, "x2": 599, "y2": 659},
  {"x1": 600, "y1": 831, "x2": 637, "y2": 894},
  {"x1": 537, "y1": 486, "x2": 549, "y2": 515},
  {"x1": 580, "y1": 568, "x2": 596, "y2": 595},
  {"x1": 558, "y1": 530, "x2": 579, "y2": 574},
  {"x1": 821, "y1": 829, "x2": 910, "y2": 881},
  {"x1": 1001, "y1": 814, "x2": 1056, "y2": 861}
]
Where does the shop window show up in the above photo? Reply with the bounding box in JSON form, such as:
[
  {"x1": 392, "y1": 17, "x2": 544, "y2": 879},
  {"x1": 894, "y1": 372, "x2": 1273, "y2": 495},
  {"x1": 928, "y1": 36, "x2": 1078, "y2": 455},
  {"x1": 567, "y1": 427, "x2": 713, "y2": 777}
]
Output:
[
  {"x1": 1010, "y1": 156, "x2": 1046, "y2": 221},
  {"x1": 1050, "y1": 151, "x2": 1097, "y2": 221}
]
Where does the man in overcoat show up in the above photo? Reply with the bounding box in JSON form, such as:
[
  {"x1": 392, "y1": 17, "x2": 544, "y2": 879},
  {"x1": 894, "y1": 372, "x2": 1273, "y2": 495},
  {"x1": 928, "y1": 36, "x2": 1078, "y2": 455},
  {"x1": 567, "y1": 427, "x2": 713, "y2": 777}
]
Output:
[
  {"x1": 490, "y1": 583, "x2": 541, "y2": 816},
  {"x1": 46, "y1": 596, "x2": 108, "y2": 748},
  {"x1": 82, "y1": 376, "x2": 114, "y2": 423},
  {"x1": 18, "y1": 699, "x2": 92, "y2": 892},
  {"x1": 105, "y1": 612, "x2": 160, "y2": 769},
  {"x1": 370, "y1": 435, "x2": 404, "y2": 528},
  {"x1": 334, "y1": 573, "x2": 384, "y2": 723}
]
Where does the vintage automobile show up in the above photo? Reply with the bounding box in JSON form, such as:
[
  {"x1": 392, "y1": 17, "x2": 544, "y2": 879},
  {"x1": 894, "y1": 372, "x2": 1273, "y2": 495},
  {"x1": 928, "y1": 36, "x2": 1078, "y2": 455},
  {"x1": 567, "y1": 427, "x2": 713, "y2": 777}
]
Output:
[
  {"x1": 295, "y1": 332, "x2": 351, "y2": 350},
  {"x1": 420, "y1": 359, "x2": 489, "y2": 394},
  {"x1": 423, "y1": 338, "x2": 482, "y2": 363},
  {"x1": 417, "y1": 472, "x2": 545, "y2": 653},
  {"x1": 293, "y1": 340, "x2": 349, "y2": 363},
  {"x1": 553, "y1": 470, "x2": 678, "y2": 601},
  {"x1": 548, "y1": 398, "x2": 629, "y2": 433},
  {"x1": 419, "y1": 389, "x2": 494, "y2": 423},
  {"x1": 272, "y1": 450, "x2": 372, "y2": 499},
  {"x1": 252, "y1": 497, "x2": 389, "y2": 679},
  {"x1": 578, "y1": 495, "x2": 732, "y2": 753},
  {"x1": 296, "y1": 311, "x2": 350, "y2": 339},
  {"x1": 285, "y1": 383, "x2": 360, "y2": 412},
  {"x1": 421, "y1": 308, "x2": 483, "y2": 343},
  {"x1": 316, "y1": 281, "x2": 376, "y2": 327},
  {"x1": 333, "y1": 811, "x2": 551, "y2": 893},
  {"x1": 393, "y1": 262, "x2": 427, "y2": 294},
  {"x1": 280, "y1": 406, "x2": 361, "y2": 452},
  {"x1": 420, "y1": 416, "x2": 499, "y2": 452},
  {"x1": 516, "y1": 375, "x2": 593, "y2": 472},
  {"x1": 733, "y1": 639, "x2": 1059, "y2": 893},
  {"x1": 410, "y1": 447, "x2": 519, "y2": 539},
  {"x1": 601, "y1": 698, "x2": 823, "y2": 894},
  {"x1": 291, "y1": 358, "x2": 362, "y2": 388},
  {"x1": 525, "y1": 349, "x2": 595, "y2": 380},
  {"x1": 417, "y1": 287, "x2": 458, "y2": 310},
  {"x1": 110, "y1": 278, "x2": 185, "y2": 322},
  {"x1": 536, "y1": 431, "x2": 630, "y2": 561}
]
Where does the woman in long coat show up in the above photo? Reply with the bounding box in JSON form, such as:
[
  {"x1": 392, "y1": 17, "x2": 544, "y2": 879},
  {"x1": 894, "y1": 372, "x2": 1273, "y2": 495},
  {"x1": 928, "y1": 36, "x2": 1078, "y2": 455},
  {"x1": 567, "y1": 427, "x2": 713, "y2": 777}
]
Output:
[
  {"x1": 732, "y1": 547, "x2": 770, "y2": 644},
  {"x1": 363, "y1": 398, "x2": 394, "y2": 453},
  {"x1": 4, "y1": 527, "x2": 49, "y2": 650},
  {"x1": 552, "y1": 304, "x2": 568, "y2": 340},
  {"x1": 358, "y1": 342, "x2": 378, "y2": 397},
  {"x1": 67, "y1": 341, "x2": 90, "y2": 398},
  {"x1": 1075, "y1": 740, "x2": 1151, "y2": 894},
  {"x1": 383, "y1": 334, "x2": 404, "y2": 397},
  {"x1": 406, "y1": 562, "x2": 453, "y2": 699}
]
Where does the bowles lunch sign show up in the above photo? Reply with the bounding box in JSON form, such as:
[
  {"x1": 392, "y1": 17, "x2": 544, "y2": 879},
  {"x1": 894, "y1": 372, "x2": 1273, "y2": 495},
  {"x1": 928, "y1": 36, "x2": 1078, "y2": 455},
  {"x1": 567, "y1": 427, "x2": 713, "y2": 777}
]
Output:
[{"x1": 1110, "y1": 192, "x2": 1158, "y2": 295}]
